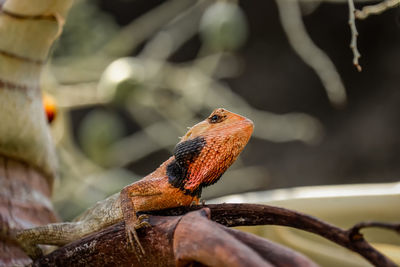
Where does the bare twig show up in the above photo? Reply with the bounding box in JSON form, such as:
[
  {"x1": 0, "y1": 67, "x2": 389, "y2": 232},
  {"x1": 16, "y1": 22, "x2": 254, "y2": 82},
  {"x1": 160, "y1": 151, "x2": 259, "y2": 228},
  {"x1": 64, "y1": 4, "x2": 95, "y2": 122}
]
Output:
[
  {"x1": 33, "y1": 204, "x2": 399, "y2": 266},
  {"x1": 349, "y1": 221, "x2": 400, "y2": 240},
  {"x1": 150, "y1": 204, "x2": 399, "y2": 267},
  {"x1": 140, "y1": 0, "x2": 213, "y2": 60},
  {"x1": 276, "y1": 0, "x2": 348, "y2": 107},
  {"x1": 355, "y1": 0, "x2": 400, "y2": 19},
  {"x1": 51, "y1": 0, "x2": 196, "y2": 84},
  {"x1": 348, "y1": 0, "x2": 362, "y2": 71},
  {"x1": 33, "y1": 208, "x2": 318, "y2": 267}
]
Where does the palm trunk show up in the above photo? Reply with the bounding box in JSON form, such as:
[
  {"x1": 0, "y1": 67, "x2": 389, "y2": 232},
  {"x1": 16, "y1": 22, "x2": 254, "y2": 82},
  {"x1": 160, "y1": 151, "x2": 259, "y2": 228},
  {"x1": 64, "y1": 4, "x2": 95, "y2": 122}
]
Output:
[{"x1": 0, "y1": 1, "x2": 72, "y2": 265}]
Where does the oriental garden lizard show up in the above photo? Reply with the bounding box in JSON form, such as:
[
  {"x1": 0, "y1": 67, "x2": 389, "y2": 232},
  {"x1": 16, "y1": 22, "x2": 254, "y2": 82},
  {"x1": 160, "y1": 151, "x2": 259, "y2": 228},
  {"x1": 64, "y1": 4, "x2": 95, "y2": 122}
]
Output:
[{"x1": 15, "y1": 108, "x2": 254, "y2": 259}]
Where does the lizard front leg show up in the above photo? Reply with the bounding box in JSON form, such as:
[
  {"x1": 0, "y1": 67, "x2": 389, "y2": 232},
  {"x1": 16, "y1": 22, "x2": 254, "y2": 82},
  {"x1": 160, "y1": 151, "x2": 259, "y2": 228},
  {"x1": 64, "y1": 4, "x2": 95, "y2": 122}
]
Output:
[{"x1": 119, "y1": 180, "x2": 163, "y2": 255}]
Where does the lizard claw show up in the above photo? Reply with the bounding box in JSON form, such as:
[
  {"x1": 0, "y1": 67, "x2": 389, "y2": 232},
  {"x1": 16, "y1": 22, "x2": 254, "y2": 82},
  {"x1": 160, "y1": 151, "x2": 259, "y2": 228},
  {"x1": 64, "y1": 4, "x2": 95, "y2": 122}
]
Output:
[
  {"x1": 125, "y1": 226, "x2": 145, "y2": 255},
  {"x1": 125, "y1": 223, "x2": 145, "y2": 256},
  {"x1": 125, "y1": 214, "x2": 151, "y2": 256},
  {"x1": 136, "y1": 214, "x2": 151, "y2": 229}
]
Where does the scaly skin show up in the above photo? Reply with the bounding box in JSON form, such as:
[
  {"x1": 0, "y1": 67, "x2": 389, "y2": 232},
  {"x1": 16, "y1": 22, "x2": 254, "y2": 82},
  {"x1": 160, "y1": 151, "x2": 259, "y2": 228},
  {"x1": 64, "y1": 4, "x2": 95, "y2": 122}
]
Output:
[{"x1": 15, "y1": 108, "x2": 254, "y2": 258}]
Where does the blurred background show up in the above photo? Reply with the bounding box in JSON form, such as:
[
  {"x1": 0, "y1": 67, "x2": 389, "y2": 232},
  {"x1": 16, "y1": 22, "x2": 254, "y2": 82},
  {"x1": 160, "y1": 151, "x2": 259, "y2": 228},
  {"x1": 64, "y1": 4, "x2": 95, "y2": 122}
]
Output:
[{"x1": 43, "y1": 0, "x2": 400, "y2": 221}]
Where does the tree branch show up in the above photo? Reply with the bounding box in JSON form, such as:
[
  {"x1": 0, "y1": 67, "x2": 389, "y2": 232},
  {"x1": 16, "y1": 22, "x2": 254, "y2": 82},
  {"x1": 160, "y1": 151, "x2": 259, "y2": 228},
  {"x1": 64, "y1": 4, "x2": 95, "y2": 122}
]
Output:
[
  {"x1": 150, "y1": 203, "x2": 399, "y2": 266},
  {"x1": 349, "y1": 221, "x2": 400, "y2": 239},
  {"x1": 34, "y1": 204, "x2": 399, "y2": 266},
  {"x1": 348, "y1": 0, "x2": 362, "y2": 71},
  {"x1": 355, "y1": 0, "x2": 400, "y2": 19},
  {"x1": 33, "y1": 208, "x2": 317, "y2": 267},
  {"x1": 276, "y1": 0, "x2": 347, "y2": 107}
]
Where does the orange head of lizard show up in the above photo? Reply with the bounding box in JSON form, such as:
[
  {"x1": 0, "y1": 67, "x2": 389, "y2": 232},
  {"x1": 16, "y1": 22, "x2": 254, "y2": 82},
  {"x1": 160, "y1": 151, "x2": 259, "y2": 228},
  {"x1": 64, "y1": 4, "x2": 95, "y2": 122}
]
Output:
[{"x1": 167, "y1": 108, "x2": 254, "y2": 197}]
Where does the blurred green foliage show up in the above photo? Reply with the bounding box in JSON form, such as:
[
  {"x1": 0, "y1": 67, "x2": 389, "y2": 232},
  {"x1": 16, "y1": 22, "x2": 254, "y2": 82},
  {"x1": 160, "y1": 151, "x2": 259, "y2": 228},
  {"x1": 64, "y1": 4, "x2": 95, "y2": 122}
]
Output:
[
  {"x1": 78, "y1": 109, "x2": 126, "y2": 166},
  {"x1": 200, "y1": 2, "x2": 248, "y2": 51},
  {"x1": 53, "y1": 0, "x2": 119, "y2": 58}
]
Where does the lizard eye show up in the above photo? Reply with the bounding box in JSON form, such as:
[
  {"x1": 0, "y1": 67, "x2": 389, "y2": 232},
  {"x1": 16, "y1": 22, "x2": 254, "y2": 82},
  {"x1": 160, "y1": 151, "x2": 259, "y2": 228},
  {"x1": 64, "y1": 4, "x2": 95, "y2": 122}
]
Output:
[{"x1": 209, "y1": 114, "x2": 223, "y2": 124}]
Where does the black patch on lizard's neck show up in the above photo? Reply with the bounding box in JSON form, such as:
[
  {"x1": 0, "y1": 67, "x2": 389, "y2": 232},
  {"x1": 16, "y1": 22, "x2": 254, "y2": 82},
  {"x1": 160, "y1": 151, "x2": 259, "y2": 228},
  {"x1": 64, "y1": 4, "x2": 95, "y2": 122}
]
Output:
[{"x1": 167, "y1": 136, "x2": 206, "y2": 197}]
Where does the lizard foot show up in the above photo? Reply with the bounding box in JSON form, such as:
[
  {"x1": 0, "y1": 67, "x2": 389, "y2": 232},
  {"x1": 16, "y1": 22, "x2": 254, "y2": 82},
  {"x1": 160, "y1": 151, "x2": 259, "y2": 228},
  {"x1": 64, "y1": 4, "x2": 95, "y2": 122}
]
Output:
[
  {"x1": 125, "y1": 214, "x2": 151, "y2": 256},
  {"x1": 136, "y1": 214, "x2": 151, "y2": 228}
]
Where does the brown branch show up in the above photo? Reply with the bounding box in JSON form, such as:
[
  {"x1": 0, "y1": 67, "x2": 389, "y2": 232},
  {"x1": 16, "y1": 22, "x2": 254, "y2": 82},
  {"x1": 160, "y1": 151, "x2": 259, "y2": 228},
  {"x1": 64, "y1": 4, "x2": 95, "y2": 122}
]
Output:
[
  {"x1": 220, "y1": 227, "x2": 318, "y2": 267},
  {"x1": 349, "y1": 221, "x2": 400, "y2": 239},
  {"x1": 33, "y1": 204, "x2": 399, "y2": 267},
  {"x1": 0, "y1": 156, "x2": 58, "y2": 266},
  {"x1": 149, "y1": 204, "x2": 399, "y2": 266},
  {"x1": 33, "y1": 208, "x2": 317, "y2": 267},
  {"x1": 172, "y1": 208, "x2": 314, "y2": 267}
]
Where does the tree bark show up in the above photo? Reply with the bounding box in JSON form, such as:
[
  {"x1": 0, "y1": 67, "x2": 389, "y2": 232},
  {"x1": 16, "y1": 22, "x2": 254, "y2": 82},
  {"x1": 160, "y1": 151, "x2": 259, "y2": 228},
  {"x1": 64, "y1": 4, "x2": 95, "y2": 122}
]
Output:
[
  {"x1": 0, "y1": 1, "x2": 72, "y2": 266},
  {"x1": 33, "y1": 208, "x2": 318, "y2": 267},
  {"x1": 0, "y1": 156, "x2": 58, "y2": 266},
  {"x1": 32, "y1": 204, "x2": 399, "y2": 266}
]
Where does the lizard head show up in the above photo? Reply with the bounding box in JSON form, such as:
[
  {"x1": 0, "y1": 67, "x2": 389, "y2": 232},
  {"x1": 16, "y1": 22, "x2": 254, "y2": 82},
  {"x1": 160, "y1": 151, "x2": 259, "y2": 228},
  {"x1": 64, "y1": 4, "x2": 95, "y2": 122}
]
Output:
[
  {"x1": 167, "y1": 108, "x2": 254, "y2": 197},
  {"x1": 180, "y1": 108, "x2": 253, "y2": 142}
]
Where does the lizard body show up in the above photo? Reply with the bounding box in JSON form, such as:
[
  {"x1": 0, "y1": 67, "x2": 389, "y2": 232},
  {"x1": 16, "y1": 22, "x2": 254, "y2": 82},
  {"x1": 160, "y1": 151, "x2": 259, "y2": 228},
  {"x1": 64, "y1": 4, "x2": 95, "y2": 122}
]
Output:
[{"x1": 16, "y1": 108, "x2": 254, "y2": 258}]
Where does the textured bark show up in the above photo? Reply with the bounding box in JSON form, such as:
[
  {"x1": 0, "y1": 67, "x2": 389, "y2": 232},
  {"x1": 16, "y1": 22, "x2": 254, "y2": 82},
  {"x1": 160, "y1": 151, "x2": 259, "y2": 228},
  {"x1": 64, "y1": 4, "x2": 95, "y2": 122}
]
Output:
[
  {"x1": 0, "y1": 0, "x2": 73, "y2": 181},
  {"x1": 33, "y1": 204, "x2": 398, "y2": 267},
  {"x1": 0, "y1": 156, "x2": 57, "y2": 266},
  {"x1": 0, "y1": 1, "x2": 72, "y2": 266},
  {"x1": 156, "y1": 204, "x2": 399, "y2": 267},
  {"x1": 33, "y1": 208, "x2": 317, "y2": 267}
]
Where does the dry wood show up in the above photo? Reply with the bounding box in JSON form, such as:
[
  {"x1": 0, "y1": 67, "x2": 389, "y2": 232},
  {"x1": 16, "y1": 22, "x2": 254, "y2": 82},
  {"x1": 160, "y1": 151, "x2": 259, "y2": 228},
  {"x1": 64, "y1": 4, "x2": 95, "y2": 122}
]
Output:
[
  {"x1": 32, "y1": 204, "x2": 399, "y2": 267},
  {"x1": 0, "y1": 1, "x2": 72, "y2": 266},
  {"x1": 32, "y1": 208, "x2": 318, "y2": 267},
  {"x1": 0, "y1": 156, "x2": 58, "y2": 266}
]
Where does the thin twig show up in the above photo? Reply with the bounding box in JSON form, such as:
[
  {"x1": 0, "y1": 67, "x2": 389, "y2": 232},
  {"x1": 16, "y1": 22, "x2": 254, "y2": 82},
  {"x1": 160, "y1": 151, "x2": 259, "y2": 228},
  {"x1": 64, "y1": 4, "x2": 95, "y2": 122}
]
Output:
[
  {"x1": 140, "y1": 0, "x2": 213, "y2": 60},
  {"x1": 348, "y1": 0, "x2": 362, "y2": 71},
  {"x1": 276, "y1": 0, "x2": 347, "y2": 107},
  {"x1": 33, "y1": 208, "x2": 319, "y2": 266},
  {"x1": 150, "y1": 204, "x2": 399, "y2": 267},
  {"x1": 51, "y1": 0, "x2": 196, "y2": 84},
  {"x1": 355, "y1": 0, "x2": 400, "y2": 19},
  {"x1": 349, "y1": 221, "x2": 400, "y2": 240}
]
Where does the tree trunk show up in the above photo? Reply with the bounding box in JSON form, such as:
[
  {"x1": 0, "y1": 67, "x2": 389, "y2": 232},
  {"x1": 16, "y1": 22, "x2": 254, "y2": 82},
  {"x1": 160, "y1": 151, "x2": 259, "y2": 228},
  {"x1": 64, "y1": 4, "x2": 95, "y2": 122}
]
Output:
[{"x1": 0, "y1": 1, "x2": 72, "y2": 266}]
